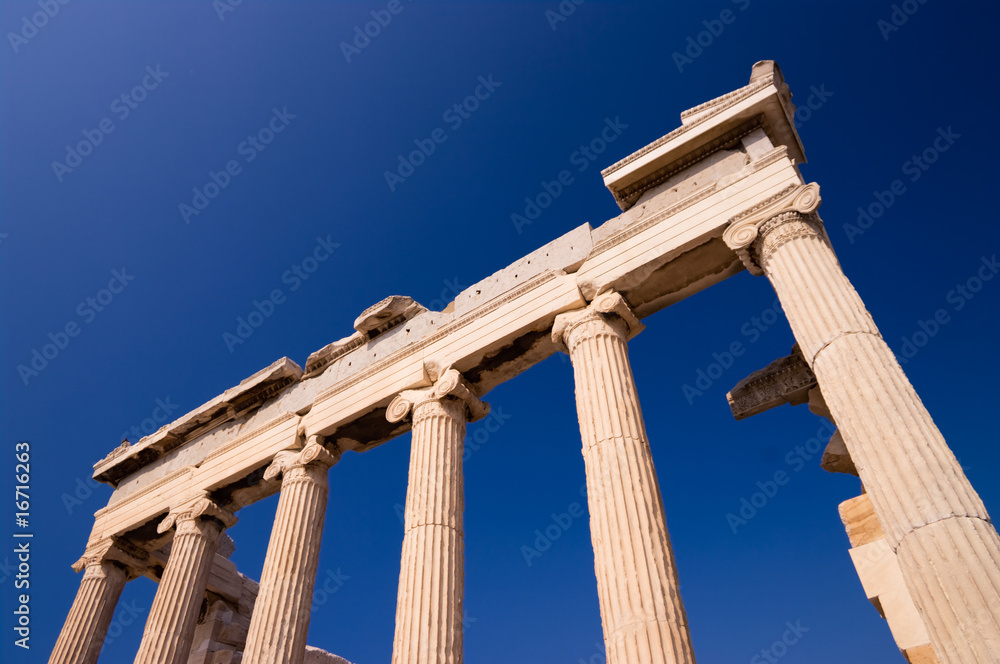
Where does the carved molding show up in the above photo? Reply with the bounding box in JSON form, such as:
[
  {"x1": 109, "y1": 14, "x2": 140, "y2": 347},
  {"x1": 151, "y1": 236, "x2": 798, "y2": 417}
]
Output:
[
  {"x1": 723, "y1": 182, "x2": 822, "y2": 275},
  {"x1": 551, "y1": 291, "x2": 644, "y2": 351},
  {"x1": 353, "y1": 295, "x2": 427, "y2": 337},
  {"x1": 263, "y1": 436, "x2": 340, "y2": 482},
  {"x1": 157, "y1": 491, "x2": 237, "y2": 534},
  {"x1": 609, "y1": 116, "x2": 763, "y2": 210},
  {"x1": 386, "y1": 368, "x2": 489, "y2": 424},
  {"x1": 71, "y1": 536, "x2": 149, "y2": 576},
  {"x1": 726, "y1": 347, "x2": 817, "y2": 420},
  {"x1": 603, "y1": 75, "x2": 777, "y2": 177},
  {"x1": 304, "y1": 332, "x2": 368, "y2": 377},
  {"x1": 97, "y1": 440, "x2": 132, "y2": 466},
  {"x1": 590, "y1": 145, "x2": 790, "y2": 260}
]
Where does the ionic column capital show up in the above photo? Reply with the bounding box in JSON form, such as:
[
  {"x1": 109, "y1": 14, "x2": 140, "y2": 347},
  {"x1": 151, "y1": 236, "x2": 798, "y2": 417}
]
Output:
[
  {"x1": 551, "y1": 290, "x2": 644, "y2": 352},
  {"x1": 156, "y1": 491, "x2": 237, "y2": 535},
  {"x1": 724, "y1": 182, "x2": 823, "y2": 275},
  {"x1": 71, "y1": 536, "x2": 148, "y2": 579},
  {"x1": 264, "y1": 436, "x2": 341, "y2": 483},
  {"x1": 387, "y1": 367, "x2": 489, "y2": 424}
]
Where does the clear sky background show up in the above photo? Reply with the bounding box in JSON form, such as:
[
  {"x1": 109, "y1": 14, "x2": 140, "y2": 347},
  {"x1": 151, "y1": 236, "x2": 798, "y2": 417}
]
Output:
[{"x1": 2, "y1": 1, "x2": 999, "y2": 663}]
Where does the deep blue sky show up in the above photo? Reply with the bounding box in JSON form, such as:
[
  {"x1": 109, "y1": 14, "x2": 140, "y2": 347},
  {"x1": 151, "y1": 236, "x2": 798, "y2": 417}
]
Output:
[{"x1": 3, "y1": 1, "x2": 999, "y2": 663}]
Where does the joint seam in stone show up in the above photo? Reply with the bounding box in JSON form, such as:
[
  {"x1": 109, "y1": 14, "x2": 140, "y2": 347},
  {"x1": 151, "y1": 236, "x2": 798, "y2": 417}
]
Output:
[
  {"x1": 403, "y1": 523, "x2": 464, "y2": 535},
  {"x1": 894, "y1": 514, "x2": 993, "y2": 551},
  {"x1": 609, "y1": 615, "x2": 690, "y2": 639},
  {"x1": 810, "y1": 330, "x2": 881, "y2": 367}
]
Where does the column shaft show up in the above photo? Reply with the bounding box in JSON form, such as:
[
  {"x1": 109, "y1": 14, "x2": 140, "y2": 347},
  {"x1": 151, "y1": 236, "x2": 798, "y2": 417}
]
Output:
[
  {"x1": 133, "y1": 517, "x2": 226, "y2": 664},
  {"x1": 392, "y1": 397, "x2": 466, "y2": 664},
  {"x1": 556, "y1": 294, "x2": 696, "y2": 664},
  {"x1": 48, "y1": 561, "x2": 127, "y2": 664},
  {"x1": 243, "y1": 443, "x2": 337, "y2": 664},
  {"x1": 754, "y1": 210, "x2": 1000, "y2": 663}
]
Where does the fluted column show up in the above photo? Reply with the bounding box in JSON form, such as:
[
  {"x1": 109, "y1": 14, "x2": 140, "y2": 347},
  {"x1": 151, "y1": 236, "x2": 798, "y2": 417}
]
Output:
[
  {"x1": 242, "y1": 437, "x2": 340, "y2": 664},
  {"x1": 386, "y1": 368, "x2": 489, "y2": 664},
  {"x1": 49, "y1": 539, "x2": 146, "y2": 664},
  {"x1": 552, "y1": 292, "x2": 696, "y2": 664},
  {"x1": 725, "y1": 182, "x2": 1000, "y2": 664},
  {"x1": 133, "y1": 493, "x2": 236, "y2": 664}
]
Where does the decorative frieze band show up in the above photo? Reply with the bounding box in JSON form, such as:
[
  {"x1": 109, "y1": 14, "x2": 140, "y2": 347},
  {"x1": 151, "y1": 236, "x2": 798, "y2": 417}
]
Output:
[{"x1": 726, "y1": 346, "x2": 817, "y2": 420}]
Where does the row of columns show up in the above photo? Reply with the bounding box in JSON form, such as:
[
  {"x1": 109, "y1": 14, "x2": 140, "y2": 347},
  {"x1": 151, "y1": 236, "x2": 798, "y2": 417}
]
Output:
[
  {"x1": 49, "y1": 442, "x2": 339, "y2": 664},
  {"x1": 50, "y1": 180, "x2": 1000, "y2": 664}
]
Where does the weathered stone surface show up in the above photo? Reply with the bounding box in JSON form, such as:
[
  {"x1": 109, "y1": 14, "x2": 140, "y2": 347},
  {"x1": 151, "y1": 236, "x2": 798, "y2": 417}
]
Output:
[
  {"x1": 727, "y1": 184, "x2": 1000, "y2": 663},
  {"x1": 56, "y1": 60, "x2": 1000, "y2": 664},
  {"x1": 578, "y1": 122, "x2": 799, "y2": 310},
  {"x1": 820, "y1": 430, "x2": 857, "y2": 476},
  {"x1": 303, "y1": 647, "x2": 354, "y2": 664},
  {"x1": 454, "y1": 223, "x2": 593, "y2": 315},
  {"x1": 592, "y1": 148, "x2": 749, "y2": 248},
  {"x1": 840, "y1": 494, "x2": 886, "y2": 549},
  {"x1": 849, "y1": 538, "x2": 934, "y2": 654},
  {"x1": 353, "y1": 295, "x2": 426, "y2": 336},
  {"x1": 388, "y1": 370, "x2": 484, "y2": 664},
  {"x1": 242, "y1": 441, "x2": 339, "y2": 664},
  {"x1": 216, "y1": 532, "x2": 236, "y2": 559},
  {"x1": 95, "y1": 358, "x2": 303, "y2": 487},
  {"x1": 602, "y1": 60, "x2": 804, "y2": 210},
  {"x1": 726, "y1": 348, "x2": 816, "y2": 420},
  {"x1": 842, "y1": 495, "x2": 938, "y2": 662},
  {"x1": 304, "y1": 332, "x2": 367, "y2": 377},
  {"x1": 48, "y1": 560, "x2": 128, "y2": 664},
  {"x1": 186, "y1": 597, "x2": 251, "y2": 664},
  {"x1": 553, "y1": 292, "x2": 694, "y2": 664},
  {"x1": 904, "y1": 644, "x2": 940, "y2": 664},
  {"x1": 146, "y1": 549, "x2": 245, "y2": 605},
  {"x1": 842, "y1": 498, "x2": 938, "y2": 663},
  {"x1": 134, "y1": 496, "x2": 236, "y2": 664}
]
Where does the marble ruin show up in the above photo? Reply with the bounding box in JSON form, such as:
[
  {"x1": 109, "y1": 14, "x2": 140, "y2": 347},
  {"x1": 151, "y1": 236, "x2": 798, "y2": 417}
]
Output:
[{"x1": 49, "y1": 61, "x2": 1000, "y2": 664}]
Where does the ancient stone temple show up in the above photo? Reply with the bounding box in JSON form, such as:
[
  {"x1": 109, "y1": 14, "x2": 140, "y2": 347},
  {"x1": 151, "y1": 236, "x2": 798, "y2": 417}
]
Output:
[{"x1": 49, "y1": 61, "x2": 1000, "y2": 664}]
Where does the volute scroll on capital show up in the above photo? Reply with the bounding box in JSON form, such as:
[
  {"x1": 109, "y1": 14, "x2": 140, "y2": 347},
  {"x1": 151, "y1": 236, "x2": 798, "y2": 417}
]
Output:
[
  {"x1": 156, "y1": 490, "x2": 238, "y2": 535},
  {"x1": 71, "y1": 536, "x2": 149, "y2": 577},
  {"x1": 723, "y1": 182, "x2": 823, "y2": 275},
  {"x1": 386, "y1": 367, "x2": 490, "y2": 424},
  {"x1": 551, "y1": 290, "x2": 645, "y2": 350},
  {"x1": 263, "y1": 434, "x2": 341, "y2": 482}
]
